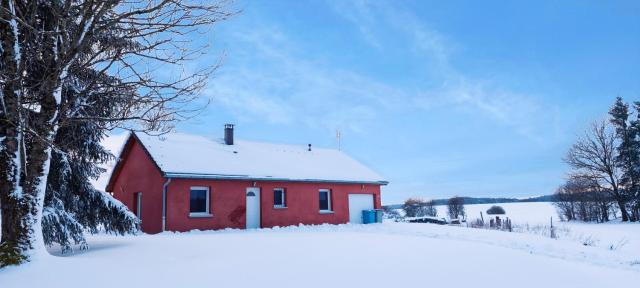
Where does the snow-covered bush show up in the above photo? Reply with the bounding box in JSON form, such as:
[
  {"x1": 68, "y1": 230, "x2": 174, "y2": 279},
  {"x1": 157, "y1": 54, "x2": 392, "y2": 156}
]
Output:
[
  {"x1": 486, "y1": 205, "x2": 506, "y2": 215},
  {"x1": 403, "y1": 198, "x2": 437, "y2": 218},
  {"x1": 383, "y1": 207, "x2": 403, "y2": 221}
]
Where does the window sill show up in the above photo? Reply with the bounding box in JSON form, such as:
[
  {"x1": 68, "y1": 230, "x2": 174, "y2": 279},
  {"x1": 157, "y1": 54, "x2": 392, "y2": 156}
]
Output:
[
  {"x1": 189, "y1": 213, "x2": 213, "y2": 218},
  {"x1": 273, "y1": 206, "x2": 287, "y2": 209},
  {"x1": 319, "y1": 210, "x2": 334, "y2": 214}
]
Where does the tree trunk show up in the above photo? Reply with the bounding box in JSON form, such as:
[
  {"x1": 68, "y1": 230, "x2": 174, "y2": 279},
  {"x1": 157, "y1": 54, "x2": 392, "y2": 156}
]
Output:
[
  {"x1": 616, "y1": 199, "x2": 630, "y2": 222},
  {"x1": 0, "y1": 125, "x2": 57, "y2": 267},
  {"x1": 0, "y1": 0, "x2": 27, "y2": 266},
  {"x1": 611, "y1": 182, "x2": 630, "y2": 222}
]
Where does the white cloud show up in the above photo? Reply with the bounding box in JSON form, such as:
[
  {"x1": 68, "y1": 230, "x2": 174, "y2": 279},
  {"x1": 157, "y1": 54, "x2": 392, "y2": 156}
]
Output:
[
  {"x1": 327, "y1": 0, "x2": 383, "y2": 49},
  {"x1": 203, "y1": 1, "x2": 560, "y2": 145},
  {"x1": 326, "y1": 0, "x2": 559, "y2": 143},
  {"x1": 206, "y1": 25, "x2": 406, "y2": 134}
]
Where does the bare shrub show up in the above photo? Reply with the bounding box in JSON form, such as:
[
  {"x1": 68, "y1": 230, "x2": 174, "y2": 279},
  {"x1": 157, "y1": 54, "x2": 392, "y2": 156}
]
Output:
[
  {"x1": 447, "y1": 196, "x2": 465, "y2": 220},
  {"x1": 581, "y1": 235, "x2": 597, "y2": 246},
  {"x1": 554, "y1": 177, "x2": 615, "y2": 222},
  {"x1": 609, "y1": 238, "x2": 629, "y2": 251}
]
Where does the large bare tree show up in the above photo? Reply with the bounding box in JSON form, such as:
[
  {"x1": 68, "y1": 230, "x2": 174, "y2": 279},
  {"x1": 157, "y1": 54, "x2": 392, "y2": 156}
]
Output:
[
  {"x1": 447, "y1": 196, "x2": 465, "y2": 220},
  {"x1": 0, "y1": 0, "x2": 234, "y2": 266},
  {"x1": 564, "y1": 120, "x2": 631, "y2": 221}
]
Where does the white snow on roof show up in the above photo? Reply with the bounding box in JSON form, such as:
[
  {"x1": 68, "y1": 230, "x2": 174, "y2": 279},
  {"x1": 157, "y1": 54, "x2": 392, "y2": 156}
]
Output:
[{"x1": 133, "y1": 132, "x2": 387, "y2": 184}]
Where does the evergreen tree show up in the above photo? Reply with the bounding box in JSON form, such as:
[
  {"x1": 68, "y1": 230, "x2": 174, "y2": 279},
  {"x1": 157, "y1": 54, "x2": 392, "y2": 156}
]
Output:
[
  {"x1": 629, "y1": 101, "x2": 640, "y2": 220},
  {"x1": 43, "y1": 90, "x2": 139, "y2": 252},
  {"x1": 608, "y1": 97, "x2": 638, "y2": 221},
  {"x1": 1, "y1": 1, "x2": 234, "y2": 266}
]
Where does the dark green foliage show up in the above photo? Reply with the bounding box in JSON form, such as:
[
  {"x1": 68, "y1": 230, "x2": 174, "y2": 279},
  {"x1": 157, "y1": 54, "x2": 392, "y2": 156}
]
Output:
[
  {"x1": 609, "y1": 97, "x2": 640, "y2": 221},
  {"x1": 0, "y1": 242, "x2": 28, "y2": 268},
  {"x1": 486, "y1": 205, "x2": 506, "y2": 215}
]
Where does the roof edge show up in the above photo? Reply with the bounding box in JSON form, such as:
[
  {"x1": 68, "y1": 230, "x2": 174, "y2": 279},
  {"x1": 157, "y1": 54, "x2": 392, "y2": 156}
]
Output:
[
  {"x1": 105, "y1": 132, "x2": 166, "y2": 192},
  {"x1": 163, "y1": 172, "x2": 389, "y2": 185}
]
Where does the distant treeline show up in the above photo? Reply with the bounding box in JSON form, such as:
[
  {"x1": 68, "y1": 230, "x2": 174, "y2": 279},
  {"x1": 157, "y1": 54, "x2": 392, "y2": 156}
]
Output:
[{"x1": 384, "y1": 195, "x2": 555, "y2": 209}]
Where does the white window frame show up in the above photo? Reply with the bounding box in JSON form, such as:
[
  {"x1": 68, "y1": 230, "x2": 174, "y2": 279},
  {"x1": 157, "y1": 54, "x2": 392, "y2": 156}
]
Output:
[
  {"x1": 273, "y1": 188, "x2": 286, "y2": 208},
  {"x1": 319, "y1": 189, "x2": 332, "y2": 213},
  {"x1": 189, "y1": 186, "x2": 211, "y2": 217}
]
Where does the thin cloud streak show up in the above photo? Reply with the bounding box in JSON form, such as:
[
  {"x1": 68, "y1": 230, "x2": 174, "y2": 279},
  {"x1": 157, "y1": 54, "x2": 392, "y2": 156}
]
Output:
[
  {"x1": 205, "y1": 25, "x2": 407, "y2": 134},
  {"x1": 328, "y1": 0, "x2": 560, "y2": 143}
]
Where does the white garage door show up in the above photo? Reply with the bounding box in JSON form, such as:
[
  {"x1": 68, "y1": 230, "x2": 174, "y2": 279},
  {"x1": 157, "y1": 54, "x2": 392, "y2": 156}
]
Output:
[{"x1": 348, "y1": 194, "x2": 374, "y2": 224}]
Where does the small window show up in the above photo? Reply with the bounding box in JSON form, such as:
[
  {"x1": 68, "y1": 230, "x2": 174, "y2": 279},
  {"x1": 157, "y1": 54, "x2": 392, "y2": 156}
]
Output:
[
  {"x1": 274, "y1": 188, "x2": 286, "y2": 208},
  {"x1": 190, "y1": 186, "x2": 210, "y2": 216},
  {"x1": 133, "y1": 192, "x2": 142, "y2": 220},
  {"x1": 319, "y1": 189, "x2": 332, "y2": 212}
]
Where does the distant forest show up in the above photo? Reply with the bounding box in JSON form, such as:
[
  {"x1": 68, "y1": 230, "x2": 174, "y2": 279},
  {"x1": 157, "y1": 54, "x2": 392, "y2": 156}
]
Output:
[{"x1": 384, "y1": 195, "x2": 555, "y2": 209}]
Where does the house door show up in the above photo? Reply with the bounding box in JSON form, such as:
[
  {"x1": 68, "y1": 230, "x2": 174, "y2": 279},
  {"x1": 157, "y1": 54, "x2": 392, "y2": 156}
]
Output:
[
  {"x1": 348, "y1": 194, "x2": 374, "y2": 224},
  {"x1": 246, "y1": 187, "x2": 261, "y2": 229}
]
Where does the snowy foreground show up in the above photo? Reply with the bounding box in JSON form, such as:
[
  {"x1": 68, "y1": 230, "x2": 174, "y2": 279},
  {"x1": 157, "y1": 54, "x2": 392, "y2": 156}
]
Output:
[{"x1": 1, "y1": 218, "x2": 639, "y2": 288}]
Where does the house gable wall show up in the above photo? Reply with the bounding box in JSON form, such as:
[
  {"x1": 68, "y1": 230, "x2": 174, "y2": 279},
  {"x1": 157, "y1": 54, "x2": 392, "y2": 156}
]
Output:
[{"x1": 110, "y1": 137, "x2": 165, "y2": 233}]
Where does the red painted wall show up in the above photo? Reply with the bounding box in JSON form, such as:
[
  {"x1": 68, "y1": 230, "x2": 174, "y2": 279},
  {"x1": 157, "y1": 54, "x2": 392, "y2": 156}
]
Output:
[
  {"x1": 110, "y1": 138, "x2": 165, "y2": 233},
  {"x1": 258, "y1": 181, "x2": 381, "y2": 228},
  {"x1": 165, "y1": 179, "x2": 382, "y2": 232},
  {"x1": 110, "y1": 137, "x2": 384, "y2": 234}
]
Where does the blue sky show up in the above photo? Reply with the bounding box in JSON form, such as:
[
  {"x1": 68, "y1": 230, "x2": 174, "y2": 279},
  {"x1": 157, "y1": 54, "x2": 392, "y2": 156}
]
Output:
[{"x1": 169, "y1": 0, "x2": 639, "y2": 204}]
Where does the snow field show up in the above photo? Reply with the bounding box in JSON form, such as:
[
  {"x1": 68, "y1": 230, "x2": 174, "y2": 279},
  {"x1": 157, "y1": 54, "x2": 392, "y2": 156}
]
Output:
[
  {"x1": 1, "y1": 220, "x2": 638, "y2": 288},
  {"x1": 434, "y1": 202, "x2": 640, "y2": 253}
]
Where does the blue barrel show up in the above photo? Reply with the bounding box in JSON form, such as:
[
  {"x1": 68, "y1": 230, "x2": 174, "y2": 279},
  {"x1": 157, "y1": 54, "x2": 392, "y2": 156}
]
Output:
[
  {"x1": 374, "y1": 209, "x2": 384, "y2": 223},
  {"x1": 362, "y1": 210, "x2": 377, "y2": 224}
]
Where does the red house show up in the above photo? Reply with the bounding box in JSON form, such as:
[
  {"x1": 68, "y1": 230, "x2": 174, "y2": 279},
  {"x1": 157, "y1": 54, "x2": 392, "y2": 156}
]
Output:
[{"x1": 106, "y1": 125, "x2": 388, "y2": 233}]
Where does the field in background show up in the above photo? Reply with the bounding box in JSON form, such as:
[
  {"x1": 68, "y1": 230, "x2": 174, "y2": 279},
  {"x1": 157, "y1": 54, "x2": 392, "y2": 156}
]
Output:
[
  {"x1": 436, "y1": 202, "x2": 558, "y2": 224},
  {"x1": 433, "y1": 202, "x2": 639, "y2": 254}
]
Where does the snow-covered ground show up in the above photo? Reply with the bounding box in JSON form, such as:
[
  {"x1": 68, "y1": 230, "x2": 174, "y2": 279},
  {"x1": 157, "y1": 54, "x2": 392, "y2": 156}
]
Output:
[
  {"x1": 436, "y1": 202, "x2": 640, "y2": 253},
  {"x1": 1, "y1": 215, "x2": 639, "y2": 288}
]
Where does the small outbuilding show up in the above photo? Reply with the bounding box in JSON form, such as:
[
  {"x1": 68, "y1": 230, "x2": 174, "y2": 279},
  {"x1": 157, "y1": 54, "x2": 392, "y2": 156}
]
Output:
[{"x1": 106, "y1": 125, "x2": 388, "y2": 233}]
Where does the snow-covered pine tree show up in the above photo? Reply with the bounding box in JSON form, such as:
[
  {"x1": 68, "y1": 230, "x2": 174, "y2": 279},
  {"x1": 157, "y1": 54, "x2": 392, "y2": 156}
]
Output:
[
  {"x1": 40, "y1": 25, "x2": 150, "y2": 251},
  {"x1": 1, "y1": 1, "x2": 234, "y2": 266},
  {"x1": 1, "y1": 0, "x2": 77, "y2": 265},
  {"x1": 608, "y1": 97, "x2": 638, "y2": 221},
  {"x1": 43, "y1": 85, "x2": 139, "y2": 252}
]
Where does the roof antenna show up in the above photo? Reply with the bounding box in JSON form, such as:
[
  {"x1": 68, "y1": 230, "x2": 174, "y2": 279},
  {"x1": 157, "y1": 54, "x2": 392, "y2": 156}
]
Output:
[
  {"x1": 336, "y1": 129, "x2": 342, "y2": 151},
  {"x1": 308, "y1": 144, "x2": 312, "y2": 151}
]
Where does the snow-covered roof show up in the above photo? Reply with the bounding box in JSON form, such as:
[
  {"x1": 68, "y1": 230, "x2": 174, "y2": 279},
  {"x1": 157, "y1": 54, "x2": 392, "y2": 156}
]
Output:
[{"x1": 132, "y1": 132, "x2": 387, "y2": 184}]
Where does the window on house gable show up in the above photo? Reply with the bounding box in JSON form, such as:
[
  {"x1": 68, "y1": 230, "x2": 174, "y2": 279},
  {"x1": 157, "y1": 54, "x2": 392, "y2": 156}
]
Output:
[
  {"x1": 319, "y1": 189, "x2": 332, "y2": 212},
  {"x1": 133, "y1": 192, "x2": 142, "y2": 220},
  {"x1": 190, "y1": 187, "x2": 210, "y2": 216},
  {"x1": 274, "y1": 188, "x2": 286, "y2": 208}
]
